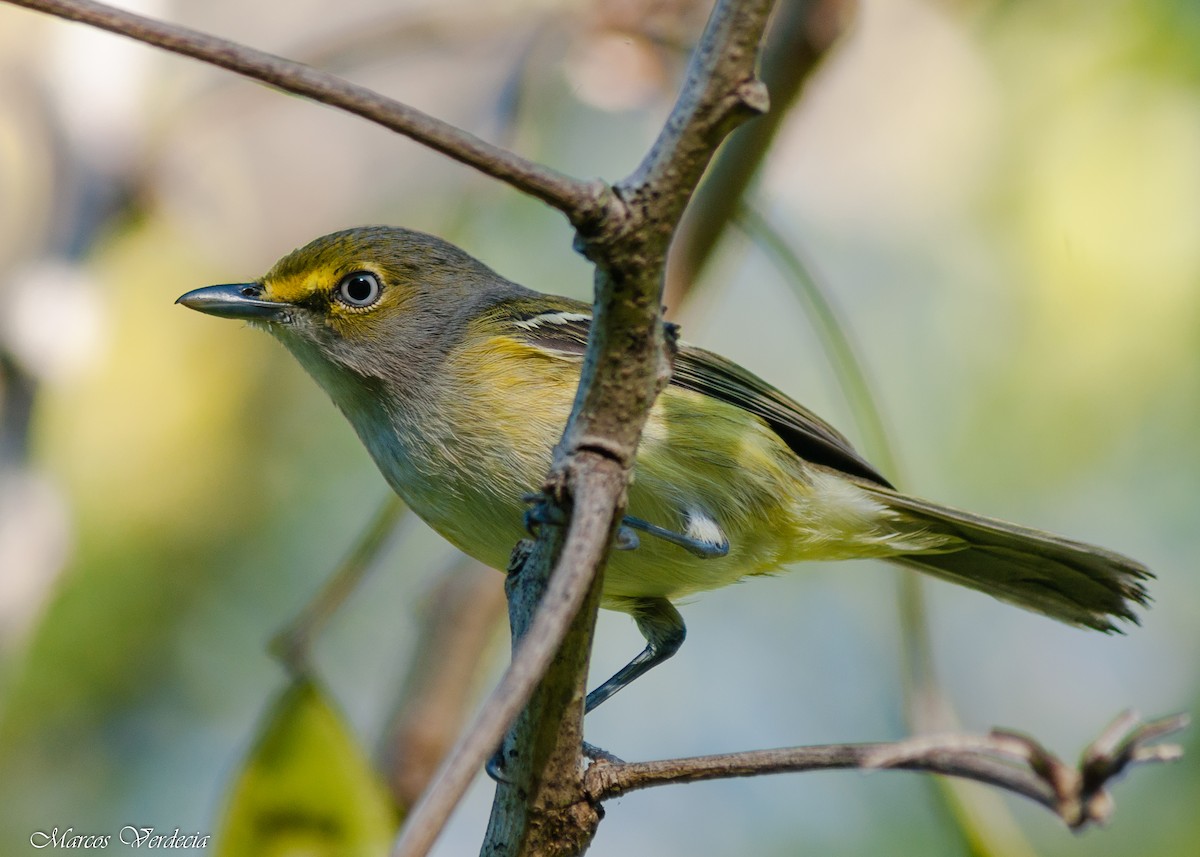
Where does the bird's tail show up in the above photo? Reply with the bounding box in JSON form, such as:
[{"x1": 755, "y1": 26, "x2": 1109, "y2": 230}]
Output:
[{"x1": 870, "y1": 488, "x2": 1152, "y2": 631}]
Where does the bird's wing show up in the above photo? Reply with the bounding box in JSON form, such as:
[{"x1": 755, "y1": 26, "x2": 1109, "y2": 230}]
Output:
[
  {"x1": 670, "y1": 344, "x2": 892, "y2": 487},
  {"x1": 494, "y1": 299, "x2": 892, "y2": 488}
]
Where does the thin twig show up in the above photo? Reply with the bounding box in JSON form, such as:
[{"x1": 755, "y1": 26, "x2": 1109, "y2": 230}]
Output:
[
  {"x1": 2, "y1": 0, "x2": 603, "y2": 221},
  {"x1": 587, "y1": 741, "x2": 1051, "y2": 806},
  {"x1": 585, "y1": 712, "x2": 1188, "y2": 830},
  {"x1": 561, "y1": 0, "x2": 774, "y2": 467}
]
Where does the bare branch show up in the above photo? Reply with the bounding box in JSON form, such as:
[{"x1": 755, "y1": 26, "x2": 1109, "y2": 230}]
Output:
[
  {"x1": 390, "y1": 463, "x2": 619, "y2": 857},
  {"x1": 400, "y1": 2, "x2": 778, "y2": 851},
  {"x1": 585, "y1": 712, "x2": 1188, "y2": 830},
  {"x1": 1, "y1": 0, "x2": 602, "y2": 219},
  {"x1": 471, "y1": 1, "x2": 779, "y2": 854},
  {"x1": 478, "y1": 471, "x2": 618, "y2": 855},
  {"x1": 561, "y1": 0, "x2": 775, "y2": 475}
]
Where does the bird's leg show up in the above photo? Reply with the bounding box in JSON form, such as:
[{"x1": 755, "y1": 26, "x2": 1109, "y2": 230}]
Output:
[
  {"x1": 586, "y1": 597, "x2": 686, "y2": 712},
  {"x1": 489, "y1": 599, "x2": 683, "y2": 777},
  {"x1": 525, "y1": 493, "x2": 724, "y2": 559},
  {"x1": 621, "y1": 514, "x2": 730, "y2": 559}
]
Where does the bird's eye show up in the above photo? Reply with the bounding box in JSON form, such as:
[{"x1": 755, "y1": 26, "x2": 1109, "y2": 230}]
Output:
[{"x1": 336, "y1": 271, "x2": 382, "y2": 308}]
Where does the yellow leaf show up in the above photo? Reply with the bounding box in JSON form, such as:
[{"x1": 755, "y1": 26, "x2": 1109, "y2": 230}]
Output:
[{"x1": 216, "y1": 676, "x2": 398, "y2": 857}]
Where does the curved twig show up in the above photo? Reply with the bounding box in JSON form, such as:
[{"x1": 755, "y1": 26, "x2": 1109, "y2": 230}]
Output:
[
  {"x1": 3, "y1": 0, "x2": 602, "y2": 220},
  {"x1": 585, "y1": 711, "x2": 1188, "y2": 830}
]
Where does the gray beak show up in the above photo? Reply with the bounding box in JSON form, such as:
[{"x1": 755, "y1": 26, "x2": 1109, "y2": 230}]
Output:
[{"x1": 176, "y1": 283, "x2": 290, "y2": 321}]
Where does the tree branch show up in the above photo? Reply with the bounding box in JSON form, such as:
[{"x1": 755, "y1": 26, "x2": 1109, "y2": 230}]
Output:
[
  {"x1": 389, "y1": 462, "x2": 618, "y2": 857},
  {"x1": 585, "y1": 712, "x2": 1188, "y2": 830},
  {"x1": 560, "y1": 0, "x2": 774, "y2": 474},
  {"x1": 478, "y1": 468, "x2": 617, "y2": 855},
  {"x1": 2, "y1": 0, "x2": 602, "y2": 220},
  {"x1": 472, "y1": 1, "x2": 778, "y2": 854}
]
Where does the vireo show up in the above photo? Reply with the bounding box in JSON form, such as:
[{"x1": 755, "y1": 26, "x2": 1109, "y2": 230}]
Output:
[{"x1": 178, "y1": 226, "x2": 1151, "y2": 710}]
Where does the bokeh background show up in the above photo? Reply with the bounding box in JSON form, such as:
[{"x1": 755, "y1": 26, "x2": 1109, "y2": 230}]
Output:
[{"x1": 0, "y1": 0, "x2": 1197, "y2": 854}]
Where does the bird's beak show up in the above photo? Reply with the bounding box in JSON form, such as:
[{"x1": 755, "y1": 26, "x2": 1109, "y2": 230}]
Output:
[{"x1": 176, "y1": 283, "x2": 290, "y2": 321}]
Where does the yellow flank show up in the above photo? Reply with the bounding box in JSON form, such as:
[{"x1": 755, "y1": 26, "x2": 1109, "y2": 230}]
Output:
[{"x1": 435, "y1": 328, "x2": 946, "y2": 605}]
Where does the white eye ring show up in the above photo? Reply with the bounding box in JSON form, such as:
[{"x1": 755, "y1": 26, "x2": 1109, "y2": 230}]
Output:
[{"x1": 336, "y1": 271, "x2": 382, "y2": 308}]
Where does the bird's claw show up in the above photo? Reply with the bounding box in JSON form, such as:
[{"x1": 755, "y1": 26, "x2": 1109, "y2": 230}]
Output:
[
  {"x1": 521, "y1": 492, "x2": 566, "y2": 537},
  {"x1": 486, "y1": 746, "x2": 515, "y2": 784}
]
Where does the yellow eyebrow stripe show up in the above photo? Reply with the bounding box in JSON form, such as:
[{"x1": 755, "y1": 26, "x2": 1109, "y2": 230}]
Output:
[{"x1": 262, "y1": 271, "x2": 325, "y2": 304}]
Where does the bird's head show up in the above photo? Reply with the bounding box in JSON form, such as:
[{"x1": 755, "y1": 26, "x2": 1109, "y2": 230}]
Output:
[{"x1": 178, "y1": 226, "x2": 523, "y2": 394}]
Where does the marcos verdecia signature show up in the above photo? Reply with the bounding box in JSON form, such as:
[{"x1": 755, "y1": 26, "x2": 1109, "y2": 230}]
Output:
[{"x1": 30, "y1": 826, "x2": 210, "y2": 849}]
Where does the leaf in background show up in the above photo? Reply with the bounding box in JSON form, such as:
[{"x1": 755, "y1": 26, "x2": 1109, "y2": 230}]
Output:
[{"x1": 217, "y1": 676, "x2": 399, "y2": 857}]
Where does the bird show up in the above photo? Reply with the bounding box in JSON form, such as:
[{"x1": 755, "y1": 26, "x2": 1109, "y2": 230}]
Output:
[{"x1": 177, "y1": 226, "x2": 1151, "y2": 711}]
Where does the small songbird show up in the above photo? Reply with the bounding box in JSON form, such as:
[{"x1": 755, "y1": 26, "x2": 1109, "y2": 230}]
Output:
[{"x1": 178, "y1": 226, "x2": 1151, "y2": 710}]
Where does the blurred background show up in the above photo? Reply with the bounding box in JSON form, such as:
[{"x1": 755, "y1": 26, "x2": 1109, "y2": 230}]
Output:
[{"x1": 0, "y1": 0, "x2": 1197, "y2": 854}]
